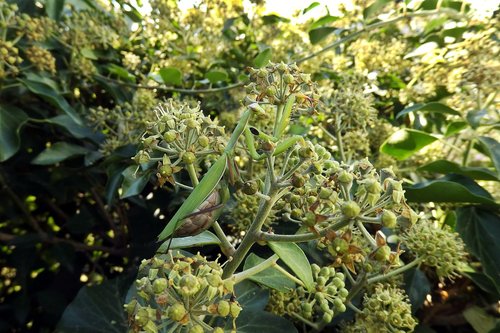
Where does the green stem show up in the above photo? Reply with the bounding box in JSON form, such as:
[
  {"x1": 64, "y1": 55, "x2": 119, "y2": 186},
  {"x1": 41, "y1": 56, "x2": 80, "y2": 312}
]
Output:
[
  {"x1": 212, "y1": 221, "x2": 235, "y2": 257},
  {"x1": 335, "y1": 122, "x2": 346, "y2": 163},
  {"x1": 367, "y1": 257, "x2": 422, "y2": 284},
  {"x1": 222, "y1": 188, "x2": 279, "y2": 278},
  {"x1": 295, "y1": 9, "x2": 461, "y2": 64},
  {"x1": 462, "y1": 138, "x2": 474, "y2": 167},
  {"x1": 232, "y1": 254, "x2": 279, "y2": 284},
  {"x1": 290, "y1": 313, "x2": 319, "y2": 330},
  {"x1": 257, "y1": 217, "x2": 349, "y2": 243},
  {"x1": 186, "y1": 163, "x2": 199, "y2": 186}
]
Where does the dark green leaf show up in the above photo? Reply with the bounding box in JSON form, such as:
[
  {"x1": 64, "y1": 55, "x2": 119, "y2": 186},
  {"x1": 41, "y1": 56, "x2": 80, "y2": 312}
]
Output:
[
  {"x1": 158, "y1": 231, "x2": 221, "y2": 251},
  {"x1": 309, "y1": 15, "x2": 339, "y2": 30},
  {"x1": 19, "y1": 79, "x2": 83, "y2": 125},
  {"x1": 466, "y1": 109, "x2": 487, "y2": 129},
  {"x1": 56, "y1": 276, "x2": 131, "y2": 333},
  {"x1": 457, "y1": 206, "x2": 500, "y2": 295},
  {"x1": 465, "y1": 271, "x2": 499, "y2": 298},
  {"x1": 363, "y1": 0, "x2": 391, "y2": 18},
  {"x1": 205, "y1": 70, "x2": 228, "y2": 83},
  {"x1": 243, "y1": 253, "x2": 295, "y2": 292},
  {"x1": 404, "y1": 268, "x2": 430, "y2": 312},
  {"x1": 268, "y1": 242, "x2": 314, "y2": 291},
  {"x1": 262, "y1": 14, "x2": 290, "y2": 25},
  {"x1": 0, "y1": 105, "x2": 29, "y2": 162},
  {"x1": 231, "y1": 309, "x2": 298, "y2": 333},
  {"x1": 45, "y1": 0, "x2": 65, "y2": 21},
  {"x1": 405, "y1": 174, "x2": 497, "y2": 205},
  {"x1": 418, "y1": 160, "x2": 498, "y2": 181},
  {"x1": 396, "y1": 102, "x2": 460, "y2": 119},
  {"x1": 303, "y1": 2, "x2": 320, "y2": 14},
  {"x1": 80, "y1": 48, "x2": 98, "y2": 60},
  {"x1": 46, "y1": 115, "x2": 101, "y2": 141},
  {"x1": 477, "y1": 136, "x2": 500, "y2": 178},
  {"x1": 424, "y1": 16, "x2": 447, "y2": 35},
  {"x1": 404, "y1": 42, "x2": 438, "y2": 59},
  {"x1": 32, "y1": 142, "x2": 89, "y2": 165},
  {"x1": 309, "y1": 27, "x2": 336, "y2": 44},
  {"x1": 159, "y1": 67, "x2": 183, "y2": 86},
  {"x1": 443, "y1": 211, "x2": 457, "y2": 229},
  {"x1": 120, "y1": 165, "x2": 151, "y2": 198},
  {"x1": 254, "y1": 48, "x2": 272, "y2": 68},
  {"x1": 380, "y1": 129, "x2": 438, "y2": 160},
  {"x1": 235, "y1": 280, "x2": 269, "y2": 312},
  {"x1": 107, "y1": 64, "x2": 136, "y2": 83},
  {"x1": 445, "y1": 121, "x2": 467, "y2": 137},
  {"x1": 463, "y1": 306, "x2": 499, "y2": 333}
]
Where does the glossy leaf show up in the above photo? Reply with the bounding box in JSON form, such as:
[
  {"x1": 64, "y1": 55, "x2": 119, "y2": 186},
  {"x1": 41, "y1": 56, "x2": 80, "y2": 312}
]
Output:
[
  {"x1": 268, "y1": 242, "x2": 314, "y2": 291},
  {"x1": 444, "y1": 121, "x2": 467, "y2": 137},
  {"x1": 205, "y1": 70, "x2": 228, "y2": 83},
  {"x1": 46, "y1": 115, "x2": 102, "y2": 141},
  {"x1": 120, "y1": 165, "x2": 151, "y2": 199},
  {"x1": 45, "y1": 0, "x2": 65, "y2": 21},
  {"x1": 303, "y1": 2, "x2": 320, "y2": 14},
  {"x1": 423, "y1": 16, "x2": 447, "y2": 35},
  {"x1": 159, "y1": 67, "x2": 182, "y2": 86},
  {"x1": 380, "y1": 129, "x2": 438, "y2": 160},
  {"x1": 107, "y1": 64, "x2": 136, "y2": 82},
  {"x1": 243, "y1": 253, "x2": 295, "y2": 292},
  {"x1": 157, "y1": 154, "x2": 227, "y2": 241},
  {"x1": 19, "y1": 79, "x2": 82, "y2": 125},
  {"x1": 363, "y1": 0, "x2": 391, "y2": 18},
  {"x1": 309, "y1": 27, "x2": 336, "y2": 44},
  {"x1": 405, "y1": 174, "x2": 497, "y2": 205},
  {"x1": 477, "y1": 136, "x2": 500, "y2": 178},
  {"x1": 56, "y1": 276, "x2": 130, "y2": 333},
  {"x1": 234, "y1": 280, "x2": 269, "y2": 312},
  {"x1": 463, "y1": 306, "x2": 499, "y2": 333},
  {"x1": 231, "y1": 309, "x2": 298, "y2": 333},
  {"x1": 309, "y1": 15, "x2": 339, "y2": 30},
  {"x1": 404, "y1": 268, "x2": 431, "y2": 312},
  {"x1": 0, "y1": 105, "x2": 29, "y2": 162},
  {"x1": 456, "y1": 206, "x2": 500, "y2": 295},
  {"x1": 157, "y1": 231, "x2": 221, "y2": 252},
  {"x1": 466, "y1": 109, "x2": 487, "y2": 129},
  {"x1": 396, "y1": 102, "x2": 460, "y2": 119},
  {"x1": 418, "y1": 160, "x2": 498, "y2": 181},
  {"x1": 254, "y1": 48, "x2": 272, "y2": 68},
  {"x1": 32, "y1": 142, "x2": 89, "y2": 165}
]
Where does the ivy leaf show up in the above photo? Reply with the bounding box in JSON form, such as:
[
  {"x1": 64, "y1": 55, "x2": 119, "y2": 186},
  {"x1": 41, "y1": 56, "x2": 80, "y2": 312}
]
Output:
[
  {"x1": 120, "y1": 165, "x2": 152, "y2": 199},
  {"x1": 268, "y1": 242, "x2": 314, "y2": 291},
  {"x1": 309, "y1": 27, "x2": 336, "y2": 44},
  {"x1": 477, "y1": 136, "x2": 500, "y2": 178},
  {"x1": 418, "y1": 160, "x2": 498, "y2": 181},
  {"x1": 230, "y1": 309, "x2": 298, "y2": 333},
  {"x1": 380, "y1": 129, "x2": 438, "y2": 160},
  {"x1": 309, "y1": 15, "x2": 339, "y2": 30},
  {"x1": 32, "y1": 142, "x2": 90, "y2": 165},
  {"x1": 19, "y1": 79, "x2": 82, "y2": 125},
  {"x1": 363, "y1": 0, "x2": 391, "y2": 18},
  {"x1": 46, "y1": 115, "x2": 103, "y2": 142},
  {"x1": 56, "y1": 276, "x2": 131, "y2": 333},
  {"x1": 445, "y1": 121, "x2": 467, "y2": 137},
  {"x1": 157, "y1": 231, "x2": 221, "y2": 251},
  {"x1": 457, "y1": 206, "x2": 500, "y2": 295},
  {"x1": 45, "y1": 0, "x2": 65, "y2": 21},
  {"x1": 404, "y1": 268, "x2": 430, "y2": 313},
  {"x1": 405, "y1": 174, "x2": 497, "y2": 206},
  {"x1": 396, "y1": 102, "x2": 461, "y2": 119},
  {"x1": 235, "y1": 280, "x2": 269, "y2": 312},
  {"x1": 466, "y1": 109, "x2": 487, "y2": 129},
  {"x1": 159, "y1": 67, "x2": 183, "y2": 86},
  {"x1": 243, "y1": 253, "x2": 295, "y2": 292},
  {"x1": 0, "y1": 105, "x2": 29, "y2": 162},
  {"x1": 254, "y1": 48, "x2": 272, "y2": 68},
  {"x1": 205, "y1": 70, "x2": 228, "y2": 84},
  {"x1": 303, "y1": 2, "x2": 320, "y2": 14},
  {"x1": 463, "y1": 306, "x2": 500, "y2": 333},
  {"x1": 106, "y1": 64, "x2": 136, "y2": 82},
  {"x1": 423, "y1": 16, "x2": 447, "y2": 35}
]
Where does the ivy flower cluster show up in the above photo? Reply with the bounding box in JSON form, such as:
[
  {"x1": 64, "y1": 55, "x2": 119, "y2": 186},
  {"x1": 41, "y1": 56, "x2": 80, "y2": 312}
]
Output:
[{"x1": 125, "y1": 252, "x2": 240, "y2": 333}]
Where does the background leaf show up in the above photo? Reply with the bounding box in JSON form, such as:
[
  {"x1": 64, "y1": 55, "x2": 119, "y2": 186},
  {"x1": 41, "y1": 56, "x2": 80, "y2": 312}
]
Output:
[
  {"x1": 380, "y1": 129, "x2": 438, "y2": 160},
  {"x1": 243, "y1": 253, "x2": 295, "y2": 292},
  {"x1": 456, "y1": 206, "x2": 500, "y2": 295},
  {"x1": 396, "y1": 102, "x2": 460, "y2": 119},
  {"x1": 159, "y1": 67, "x2": 183, "y2": 86},
  {"x1": 405, "y1": 174, "x2": 497, "y2": 205},
  {"x1": 120, "y1": 165, "x2": 152, "y2": 198},
  {"x1": 254, "y1": 48, "x2": 272, "y2": 68},
  {"x1": 205, "y1": 70, "x2": 228, "y2": 83},
  {"x1": 268, "y1": 242, "x2": 314, "y2": 291},
  {"x1": 477, "y1": 136, "x2": 500, "y2": 177},
  {"x1": 309, "y1": 27, "x2": 336, "y2": 44},
  {"x1": 418, "y1": 160, "x2": 498, "y2": 181},
  {"x1": 0, "y1": 105, "x2": 28, "y2": 162},
  {"x1": 32, "y1": 142, "x2": 90, "y2": 165},
  {"x1": 158, "y1": 231, "x2": 221, "y2": 251}
]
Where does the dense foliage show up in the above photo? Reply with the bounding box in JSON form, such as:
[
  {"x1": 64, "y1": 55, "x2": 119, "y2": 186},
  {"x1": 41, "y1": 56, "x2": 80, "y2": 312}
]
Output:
[{"x1": 0, "y1": 0, "x2": 499, "y2": 332}]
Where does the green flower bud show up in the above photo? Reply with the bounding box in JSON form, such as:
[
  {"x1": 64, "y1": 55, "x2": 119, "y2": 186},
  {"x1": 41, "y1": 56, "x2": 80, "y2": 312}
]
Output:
[
  {"x1": 374, "y1": 245, "x2": 391, "y2": 262},
  {"x1": 217, "y1": 300, "x2": 230, "y2": 316},
  {"x1": 229, "y1": 302, "x2": 242, "y2": 317},
  {"x1": 179, "y1": 274, "x2": 200, "y2": 296},
  {"x1": 291, "y1": 174, "x2": 306, "y2": 188},
  {"x1": 301, "y1": 303, "x2": 313, "y2": 313},
  {"x1": 291, "y1": 208, "x2": 302, "y2": 220},
  {"x1": 319, "y1": 187, "x2": 333, "y2": 199},
  {"x1": 189, "y1": 325, "x2": 203, "y2": 333},
  {"x1": 144, "y1": 320, "x2": 158, "y2": 333},
  {"x1": 163, "y1": 130, "x2": 177, "y2": 143},
  {"x1": 381, "y1": 210, "x2": 397, "y2": 228},
  {"x1": 283, "y1": 73, "x2": 295, "y2": 84},
  {"x1": 316, "y1": 276, "x2": 327, "y2": 287},
  {"x1": 152, "y1": 278, "x2": 168, "y2": 294},
  {"x1": 332, "y1": 277, "x2": 345, "y2": 289},
  {"x1": 332, "y1": 238, "x2": 349, "y2": 254},
  {"x1": 303, "y1": 211, "x2": 316, "y2": 227},
  {"x1": 320, "y1": 301, "x2": 330, "y2": 312},
  {"x1": 338, "y1": 171, "x2": 353, "y2": 184},
  {"x1": 213, "y1": 328, "x2": 224, "y2": 333},
  {"x1": 322, "y1": 312, "x2": 333, "y2": 323},
  {"x1": 242, "y1": 181, "x2": 259, "y2": 195},
  {"x1": 341, "y1": 201, "x2": 361, "y2": 218},
  {"x1": 339, "y1": 288, "x2": 349, "y2": 298},
  {"x1": 185, "y1": 118, "x2": 198, "y2": 129},
  {"x1": 124, "y1": 299, "x2": 137, "y2": 316},
  {"x1": 266, "y1": 85, "x2": 277, "y2": 96},
  {"x1": 159, "y1": 164, "x2": 173, "y2": 176},
  {"x1": 135, "y1": 307, "x2": 150, "y2": 326},
  {"x1": 298, "y1": 147, "x2": 314, "y2": 159},
  {"x1": 182, "y1": 152, "x2": 197, "y2": 164},
  {"x1": 206, "y1": 273, "x2": 222, "y2": 287},
  {"x1": 198, "y1": 135, "x2": 209, "y2": 147},
  {"x1": 168, "y1": 303, "x2": 187, "y2": 322}
]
